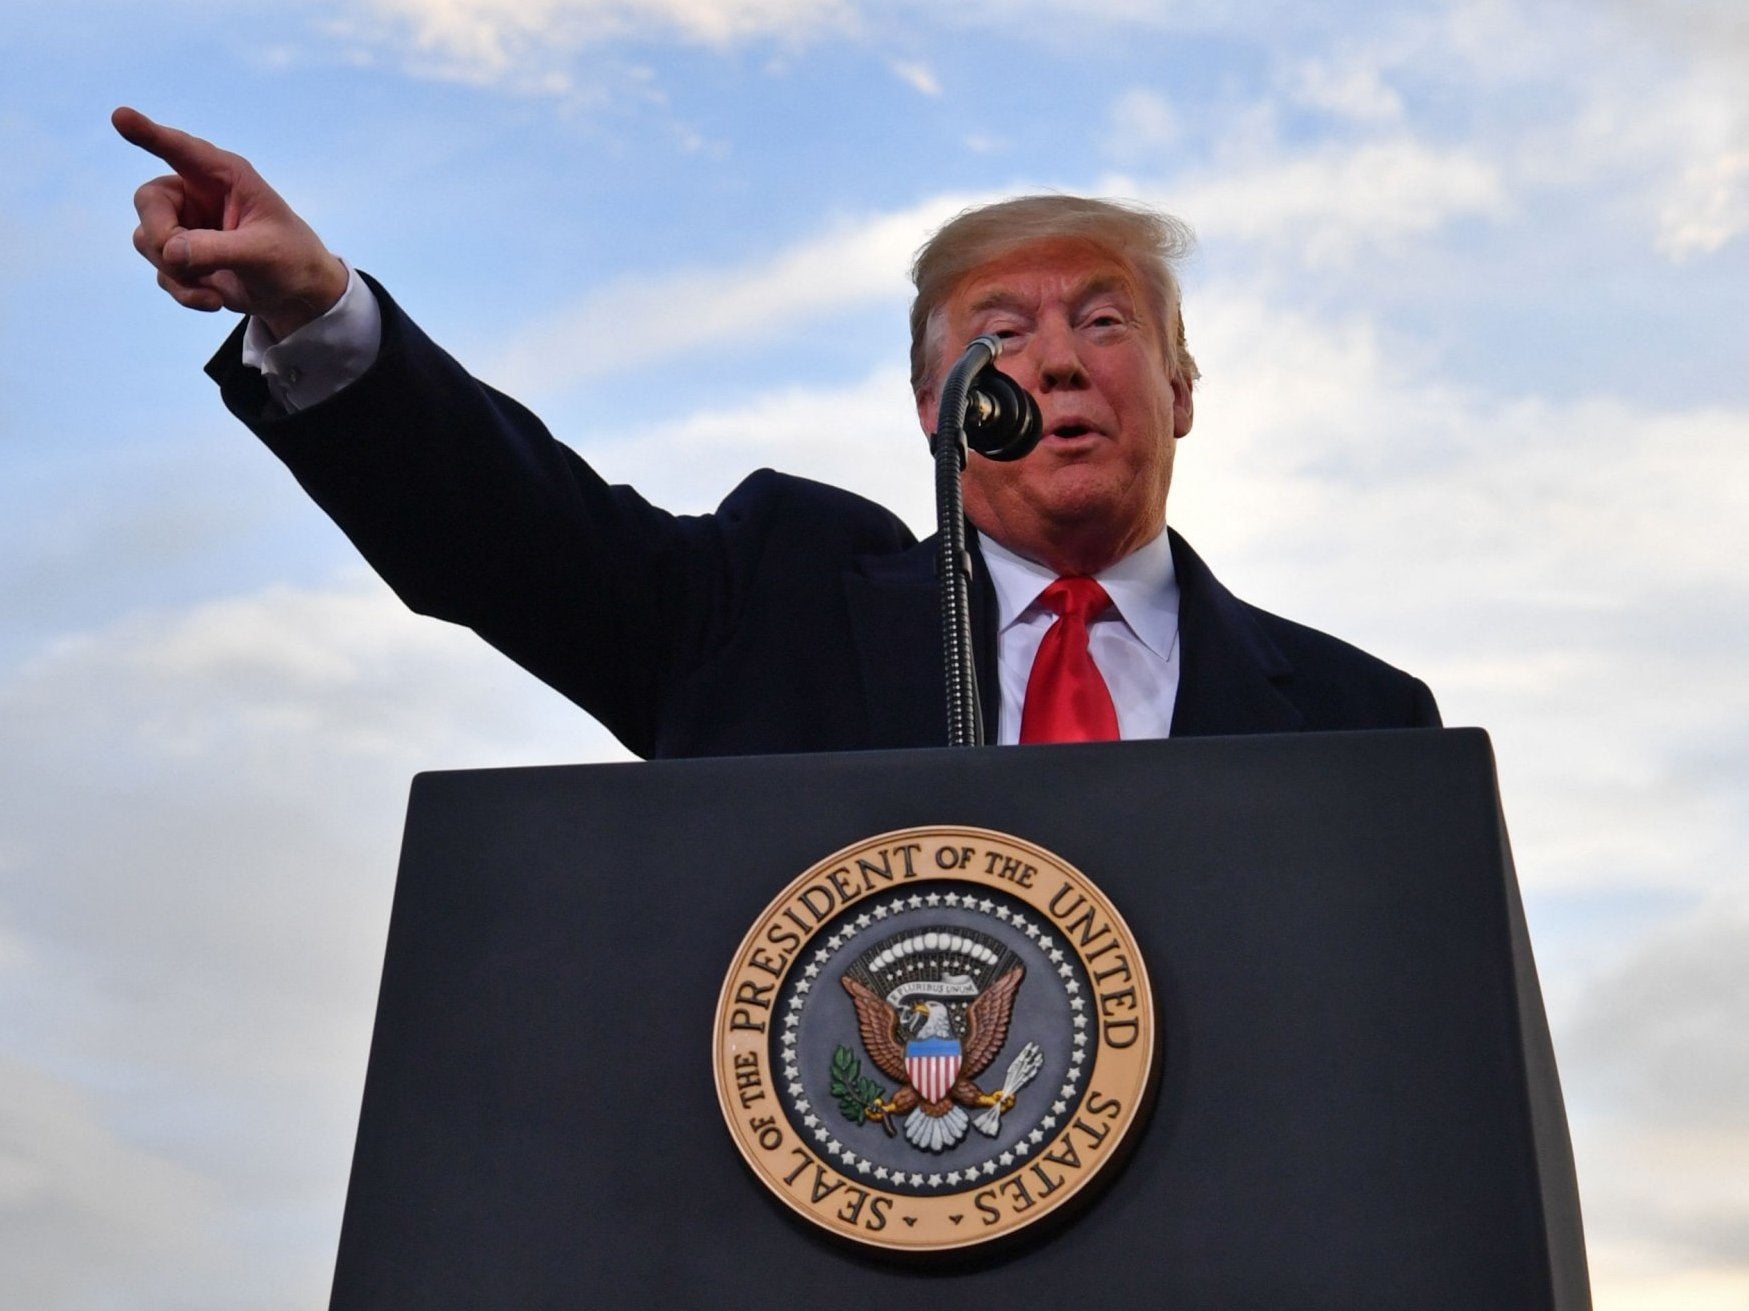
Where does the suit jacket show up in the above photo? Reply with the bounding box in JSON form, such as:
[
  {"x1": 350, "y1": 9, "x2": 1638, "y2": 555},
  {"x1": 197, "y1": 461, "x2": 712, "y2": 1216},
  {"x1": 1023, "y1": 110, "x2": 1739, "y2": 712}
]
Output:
[{"x1": 209, "y1": 276, "x2": 1439, "y2": 759}]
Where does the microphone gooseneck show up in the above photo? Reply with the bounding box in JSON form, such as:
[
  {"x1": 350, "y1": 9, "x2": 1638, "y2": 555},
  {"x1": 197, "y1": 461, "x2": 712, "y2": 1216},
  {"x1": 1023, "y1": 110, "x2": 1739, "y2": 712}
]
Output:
[{"x1": 930, "y1": 336, "x2": 1044, "y2": 747}]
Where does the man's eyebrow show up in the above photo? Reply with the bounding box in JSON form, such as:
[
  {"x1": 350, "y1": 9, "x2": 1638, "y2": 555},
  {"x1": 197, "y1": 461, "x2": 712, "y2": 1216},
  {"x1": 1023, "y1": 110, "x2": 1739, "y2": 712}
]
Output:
[
  {"x1": 968, "y1": 276, "x2": 1134, "y2": 315},
  {"x1": 1075, "y1": 274, "x2": 1133, "y2": 305},
  {"x1": 967, "y1": 288, "x2": 1032, "y2": 315}
]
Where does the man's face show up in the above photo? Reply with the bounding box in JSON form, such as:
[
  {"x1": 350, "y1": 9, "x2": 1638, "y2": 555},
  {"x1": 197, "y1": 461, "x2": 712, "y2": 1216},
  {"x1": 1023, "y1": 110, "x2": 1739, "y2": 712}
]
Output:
[{"x1": 915, "y1": 238, "x2": 1193, "y2": 576}]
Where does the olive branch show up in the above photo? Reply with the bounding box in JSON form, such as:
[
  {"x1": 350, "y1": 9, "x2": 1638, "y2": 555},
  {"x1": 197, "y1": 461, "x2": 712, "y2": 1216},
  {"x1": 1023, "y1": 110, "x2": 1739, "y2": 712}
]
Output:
[{"x1": 830, "y1": 1045, "x2": 887, "y2": 1125}]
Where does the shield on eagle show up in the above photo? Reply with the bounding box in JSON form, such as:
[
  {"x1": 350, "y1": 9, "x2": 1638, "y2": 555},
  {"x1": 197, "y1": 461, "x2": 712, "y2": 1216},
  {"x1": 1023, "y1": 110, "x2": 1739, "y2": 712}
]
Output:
[{"x1": 905, "y1": 1036, "x2": 962, "y2": 1104}]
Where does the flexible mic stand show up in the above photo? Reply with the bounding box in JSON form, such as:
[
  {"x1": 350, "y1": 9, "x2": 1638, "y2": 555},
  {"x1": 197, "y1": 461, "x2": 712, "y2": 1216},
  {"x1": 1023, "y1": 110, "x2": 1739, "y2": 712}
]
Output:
[{"x1": 930, "y1": 335, "x2": 1043, "y2": 747}]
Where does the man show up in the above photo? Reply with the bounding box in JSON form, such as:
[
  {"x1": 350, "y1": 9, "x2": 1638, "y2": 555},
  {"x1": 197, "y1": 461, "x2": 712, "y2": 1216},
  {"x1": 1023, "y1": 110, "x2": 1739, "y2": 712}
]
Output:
[{"x1": 116, "y1": 108, "x2": 1439, "y2": 756}]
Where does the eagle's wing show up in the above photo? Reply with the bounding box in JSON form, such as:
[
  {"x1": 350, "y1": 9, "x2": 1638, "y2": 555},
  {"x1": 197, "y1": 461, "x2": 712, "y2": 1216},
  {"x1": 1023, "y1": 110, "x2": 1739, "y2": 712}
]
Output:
[
  {"x1": 841, "y1": 976, "x2": 910, "y2": 1084},
  {"x1": 960, "y1": 966, "x2": 1024, "y2": 1079}
]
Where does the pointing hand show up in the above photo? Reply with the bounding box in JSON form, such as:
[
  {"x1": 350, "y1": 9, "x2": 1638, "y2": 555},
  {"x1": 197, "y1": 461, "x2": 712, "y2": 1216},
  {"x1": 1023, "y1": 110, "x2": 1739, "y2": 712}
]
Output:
[{"x1": 114, "y1": 107, "x2": 349, "y2": 340}]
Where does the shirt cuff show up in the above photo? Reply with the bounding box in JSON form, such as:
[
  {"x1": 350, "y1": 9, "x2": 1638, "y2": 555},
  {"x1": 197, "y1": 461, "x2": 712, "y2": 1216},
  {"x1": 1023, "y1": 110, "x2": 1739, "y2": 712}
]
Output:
[{"x1": 239, "y1": 261, "x2": 383, "y2": 413}]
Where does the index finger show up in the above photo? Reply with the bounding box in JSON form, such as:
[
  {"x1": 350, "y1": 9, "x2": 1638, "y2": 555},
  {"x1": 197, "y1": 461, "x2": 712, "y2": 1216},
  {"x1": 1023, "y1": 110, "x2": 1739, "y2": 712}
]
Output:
[{"x1": 112, "y1": 106, "x2": 234, "y2": 184}]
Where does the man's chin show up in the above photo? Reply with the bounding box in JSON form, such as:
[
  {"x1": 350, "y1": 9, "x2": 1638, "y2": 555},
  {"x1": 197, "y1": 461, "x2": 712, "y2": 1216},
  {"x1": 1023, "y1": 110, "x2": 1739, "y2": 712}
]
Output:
[
  {"x1": 968, "y1": 465, "x2": 1164, "y2": 554},
  {"x1": 1030, "y1": 474, "x2": 1139, "y2": 527}
]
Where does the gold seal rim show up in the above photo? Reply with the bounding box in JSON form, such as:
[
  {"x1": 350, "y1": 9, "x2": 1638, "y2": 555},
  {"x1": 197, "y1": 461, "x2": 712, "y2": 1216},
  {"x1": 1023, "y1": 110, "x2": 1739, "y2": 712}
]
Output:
[{"x1": 712, "y1": 824, "x2": 1157, "y2": 1254}]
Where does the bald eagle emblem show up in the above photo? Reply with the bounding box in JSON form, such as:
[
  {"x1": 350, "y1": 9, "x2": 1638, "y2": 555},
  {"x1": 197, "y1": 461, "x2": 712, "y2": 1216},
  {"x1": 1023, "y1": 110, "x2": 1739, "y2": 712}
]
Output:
[{"x1": 835, "y1": 929, "x2": 1044, "y2": 1153}]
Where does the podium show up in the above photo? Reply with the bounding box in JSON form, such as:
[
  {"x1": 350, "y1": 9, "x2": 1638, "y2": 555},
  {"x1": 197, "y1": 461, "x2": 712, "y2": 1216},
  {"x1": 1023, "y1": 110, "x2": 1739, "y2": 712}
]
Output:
[{"x1": 329, "y1": 728, "x2": 1588, "y2": 1308}]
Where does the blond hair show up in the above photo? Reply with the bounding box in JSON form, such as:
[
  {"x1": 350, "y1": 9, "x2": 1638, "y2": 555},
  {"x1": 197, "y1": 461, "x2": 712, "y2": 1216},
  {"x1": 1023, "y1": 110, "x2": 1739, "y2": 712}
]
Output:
[{"x1": 909, "y1": 195, "x2": 1199, "y2": 392}]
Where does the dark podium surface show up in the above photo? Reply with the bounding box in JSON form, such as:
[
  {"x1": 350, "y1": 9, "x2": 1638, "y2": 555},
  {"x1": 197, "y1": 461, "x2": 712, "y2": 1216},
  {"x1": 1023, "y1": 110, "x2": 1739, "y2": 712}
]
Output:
[{"x1": 331, "y1": 728, "x2": 1588, "y2": 1309}]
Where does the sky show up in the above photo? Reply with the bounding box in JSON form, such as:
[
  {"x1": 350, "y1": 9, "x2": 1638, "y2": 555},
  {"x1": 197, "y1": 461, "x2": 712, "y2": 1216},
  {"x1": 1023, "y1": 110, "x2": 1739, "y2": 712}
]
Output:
[{"x1": 2, "y1": 0, "x2": 1747, "y2": 1305}]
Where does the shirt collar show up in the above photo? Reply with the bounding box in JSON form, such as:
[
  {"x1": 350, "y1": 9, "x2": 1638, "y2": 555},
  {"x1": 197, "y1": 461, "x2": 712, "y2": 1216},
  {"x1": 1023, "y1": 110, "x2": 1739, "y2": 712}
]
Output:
[{"x1": 978, "y1": 527, "x2": 1180, "y2": 661}]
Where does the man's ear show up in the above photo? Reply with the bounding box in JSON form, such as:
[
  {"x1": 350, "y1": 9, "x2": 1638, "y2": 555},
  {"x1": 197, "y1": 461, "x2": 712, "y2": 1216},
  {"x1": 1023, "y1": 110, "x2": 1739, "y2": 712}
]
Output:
[
  {"x1": 1171, "y1": 375, "x2": 1194, "y2": 440},
  {"x1": 915, "y1": 387, "x2": 938, "y2": 443}
]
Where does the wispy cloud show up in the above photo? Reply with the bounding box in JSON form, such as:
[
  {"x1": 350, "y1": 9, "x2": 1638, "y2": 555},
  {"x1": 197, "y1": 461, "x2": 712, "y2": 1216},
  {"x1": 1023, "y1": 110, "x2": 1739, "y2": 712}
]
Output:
[
  {"x1": 331, "y1": 0, "x2": 856, "y2": 90},
  {"x1": 0, "y1": 1061, "x2": 227, "y2": 1309},
  {"x1": 888, "y1": 59, "x2": 940, "y2": 97},
  {"x1": 483, "y1": 192, "x2": 986, "y2": 394},
  {"x1": 1308, "y1": 0, "x2": 1749, "y2": 263},
  {"x1": 1561, "y1": 897, "x2": 1749, "y2": 1283},
  {"x1": 0, "y1": 576, "x2": 621, "y2": 1303},
  {"x1": 1138, "y1": 137, "x2": 1508, "y2": 266},
  {"x1": 1655, "y1": 139, "x2": 1749, "y2": 261},
  {"x1": 1104, "y1": 88, "x2": 1181, "y2": 164},
  {"x1": 1171, "y1": 284, "x2": 1749, "y2": 902},
  {"x1": 1284, "y1": 55, "x2": 1405, "y2": 124},
  {"x1": 576, "y1": 363, "x2": 930, "y2": 525}
]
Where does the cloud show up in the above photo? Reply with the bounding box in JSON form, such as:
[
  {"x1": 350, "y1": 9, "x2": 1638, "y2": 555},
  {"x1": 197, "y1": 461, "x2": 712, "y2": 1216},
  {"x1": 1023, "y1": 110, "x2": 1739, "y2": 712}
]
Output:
[
  {"x1": 1105, "y1": 88, "x2": 1180, "y2": 162},
  {"x1": 0, "y1": 576, "x2": 624, "y2": 1304},
  {"x1": 0, "y1": 577, "x2": 617, "y2": 1100},
  {"x1": 1111, "y1": 136, "x2": 1508, "y2": 267},
  {"x1": 1099, "y1": 1, "x2": 1749, "y2": 269},
  {"x1": 1606, "y1": 0, "x2": 1749, "y2": 64},
  {"x1": 1516, "y1": 34, "x2": 1749, "y2": 262},
  {"x1": 0, "y1": 1060, "x2": 228, "y2": 1309},
  {"x1": 373, "y1": 0, "x2": 854, "y2": 58},
  {"x1": 1203, "y1": 136, "x2": 1504, "y2": 255},
  {"x1": 888, "y1": 59, "x2": 940, "y2": 97},
  {"x1": 1589, "y1": 1265, "x2": 1749, "y2": 1311},
  {"x1": 1379, "y1": 0, "x2": 1749, "y2": 261},
  {"x1": 1166, "y1": 285, "x2": 1749, "y2": 899},
  {"x1": 1564, "y1": 899, "x2": 1749, "y2": 1131},
  {"x1": 1285, "y1": 56, "x2": 1404, "y2": 124},
  {"x1": 334, "y1": 0, "x2": 856, "y2": 89},
  {"x1": 482, "y1": 192, "x2": 985, "y2": 395},
  {"x1": 1559, "y1": 899, "x2": 1749, "y2": 1275},
  {"x1": 1655, "y1": 143, "x2": 1749, "y2": 261},
  {"x1": 571, "y1": 362, "x2": 932, "y2": 526}
]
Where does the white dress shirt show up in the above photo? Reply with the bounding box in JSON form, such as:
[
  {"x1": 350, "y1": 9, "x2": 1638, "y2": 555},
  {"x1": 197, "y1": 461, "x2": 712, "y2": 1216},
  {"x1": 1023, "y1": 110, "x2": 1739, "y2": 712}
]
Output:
[
  {"x1": 979, "y1": 529, "x2": 1181, "y2": 744},
  {"x1": 240, "y1": 262, "x2": 382, "y2": 412}
]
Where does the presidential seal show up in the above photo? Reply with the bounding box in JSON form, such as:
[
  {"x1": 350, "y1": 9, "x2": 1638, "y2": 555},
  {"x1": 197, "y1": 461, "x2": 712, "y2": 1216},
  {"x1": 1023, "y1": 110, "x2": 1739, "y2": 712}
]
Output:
[{"x1": 712, "y1": 826, "x2": 1156, "y2": 1255}]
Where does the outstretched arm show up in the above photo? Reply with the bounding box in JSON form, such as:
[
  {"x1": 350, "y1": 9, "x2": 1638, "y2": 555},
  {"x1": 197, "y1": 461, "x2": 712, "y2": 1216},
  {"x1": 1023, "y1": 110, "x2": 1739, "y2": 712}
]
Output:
[{"x1": 113, "y1": 107, "x2": 348, "y2": 341}]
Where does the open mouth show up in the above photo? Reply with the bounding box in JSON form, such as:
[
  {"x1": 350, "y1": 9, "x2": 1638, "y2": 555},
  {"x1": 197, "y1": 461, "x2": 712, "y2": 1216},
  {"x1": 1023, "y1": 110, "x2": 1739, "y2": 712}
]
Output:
[{"x1": 1048, "y1": 422, "x2": 1096, "y2": 440}]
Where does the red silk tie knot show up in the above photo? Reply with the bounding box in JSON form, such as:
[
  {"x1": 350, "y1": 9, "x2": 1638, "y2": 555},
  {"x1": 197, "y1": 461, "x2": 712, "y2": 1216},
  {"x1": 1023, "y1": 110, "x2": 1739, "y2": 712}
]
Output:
[{"x1": 1019, "y1": 577, "x2": 1120, "y2": 744}]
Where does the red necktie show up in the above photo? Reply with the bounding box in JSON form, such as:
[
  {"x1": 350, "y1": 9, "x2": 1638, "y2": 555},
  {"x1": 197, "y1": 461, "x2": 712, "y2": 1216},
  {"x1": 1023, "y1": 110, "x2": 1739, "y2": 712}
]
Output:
[{"x1": 1019, "y1": 578, "x2": 1120, "y2": 743}]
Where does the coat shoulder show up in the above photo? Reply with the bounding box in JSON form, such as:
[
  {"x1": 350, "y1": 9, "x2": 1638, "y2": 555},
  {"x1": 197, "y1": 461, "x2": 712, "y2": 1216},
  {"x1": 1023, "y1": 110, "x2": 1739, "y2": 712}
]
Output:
[
  {"x1": 1169, "y1": 528, "x2": 1440, "y2": 733},
  {"x1": 1244, "y1": 602, "x2": 1442, "y2": 730},
  {"x1": 718, "y1": 468, "x2": 918, "y2": 556}
]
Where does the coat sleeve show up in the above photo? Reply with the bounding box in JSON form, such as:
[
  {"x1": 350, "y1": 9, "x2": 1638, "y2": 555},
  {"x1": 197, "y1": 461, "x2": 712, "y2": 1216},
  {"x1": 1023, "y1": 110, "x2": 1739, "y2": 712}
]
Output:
[{"x1": 205, "y1": 275, "x2": 777, "y2": 756}]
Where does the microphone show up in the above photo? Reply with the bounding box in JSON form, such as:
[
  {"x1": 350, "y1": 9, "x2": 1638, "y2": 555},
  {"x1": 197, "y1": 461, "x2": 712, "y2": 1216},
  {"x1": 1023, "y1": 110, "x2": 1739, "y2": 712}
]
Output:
[
  {"x1": 937, "y1": 335, "x2": 1043, "y2": 463},
  {"x1": 964, "y1": 364, "x2": 1043, "y2": 462}
]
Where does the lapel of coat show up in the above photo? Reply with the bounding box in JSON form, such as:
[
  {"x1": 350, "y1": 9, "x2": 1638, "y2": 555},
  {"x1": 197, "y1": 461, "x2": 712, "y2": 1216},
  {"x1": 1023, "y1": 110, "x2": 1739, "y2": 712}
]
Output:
[
  {"x1": 843, "y1": 534, "x2": 1000, "y2": 749},
  {"x1": 1167, "y1": 529, "x2": 1307, "y2": 737},
  {"x1": 846, "y1": 526, "x2": 1300, "y2": 743}
]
